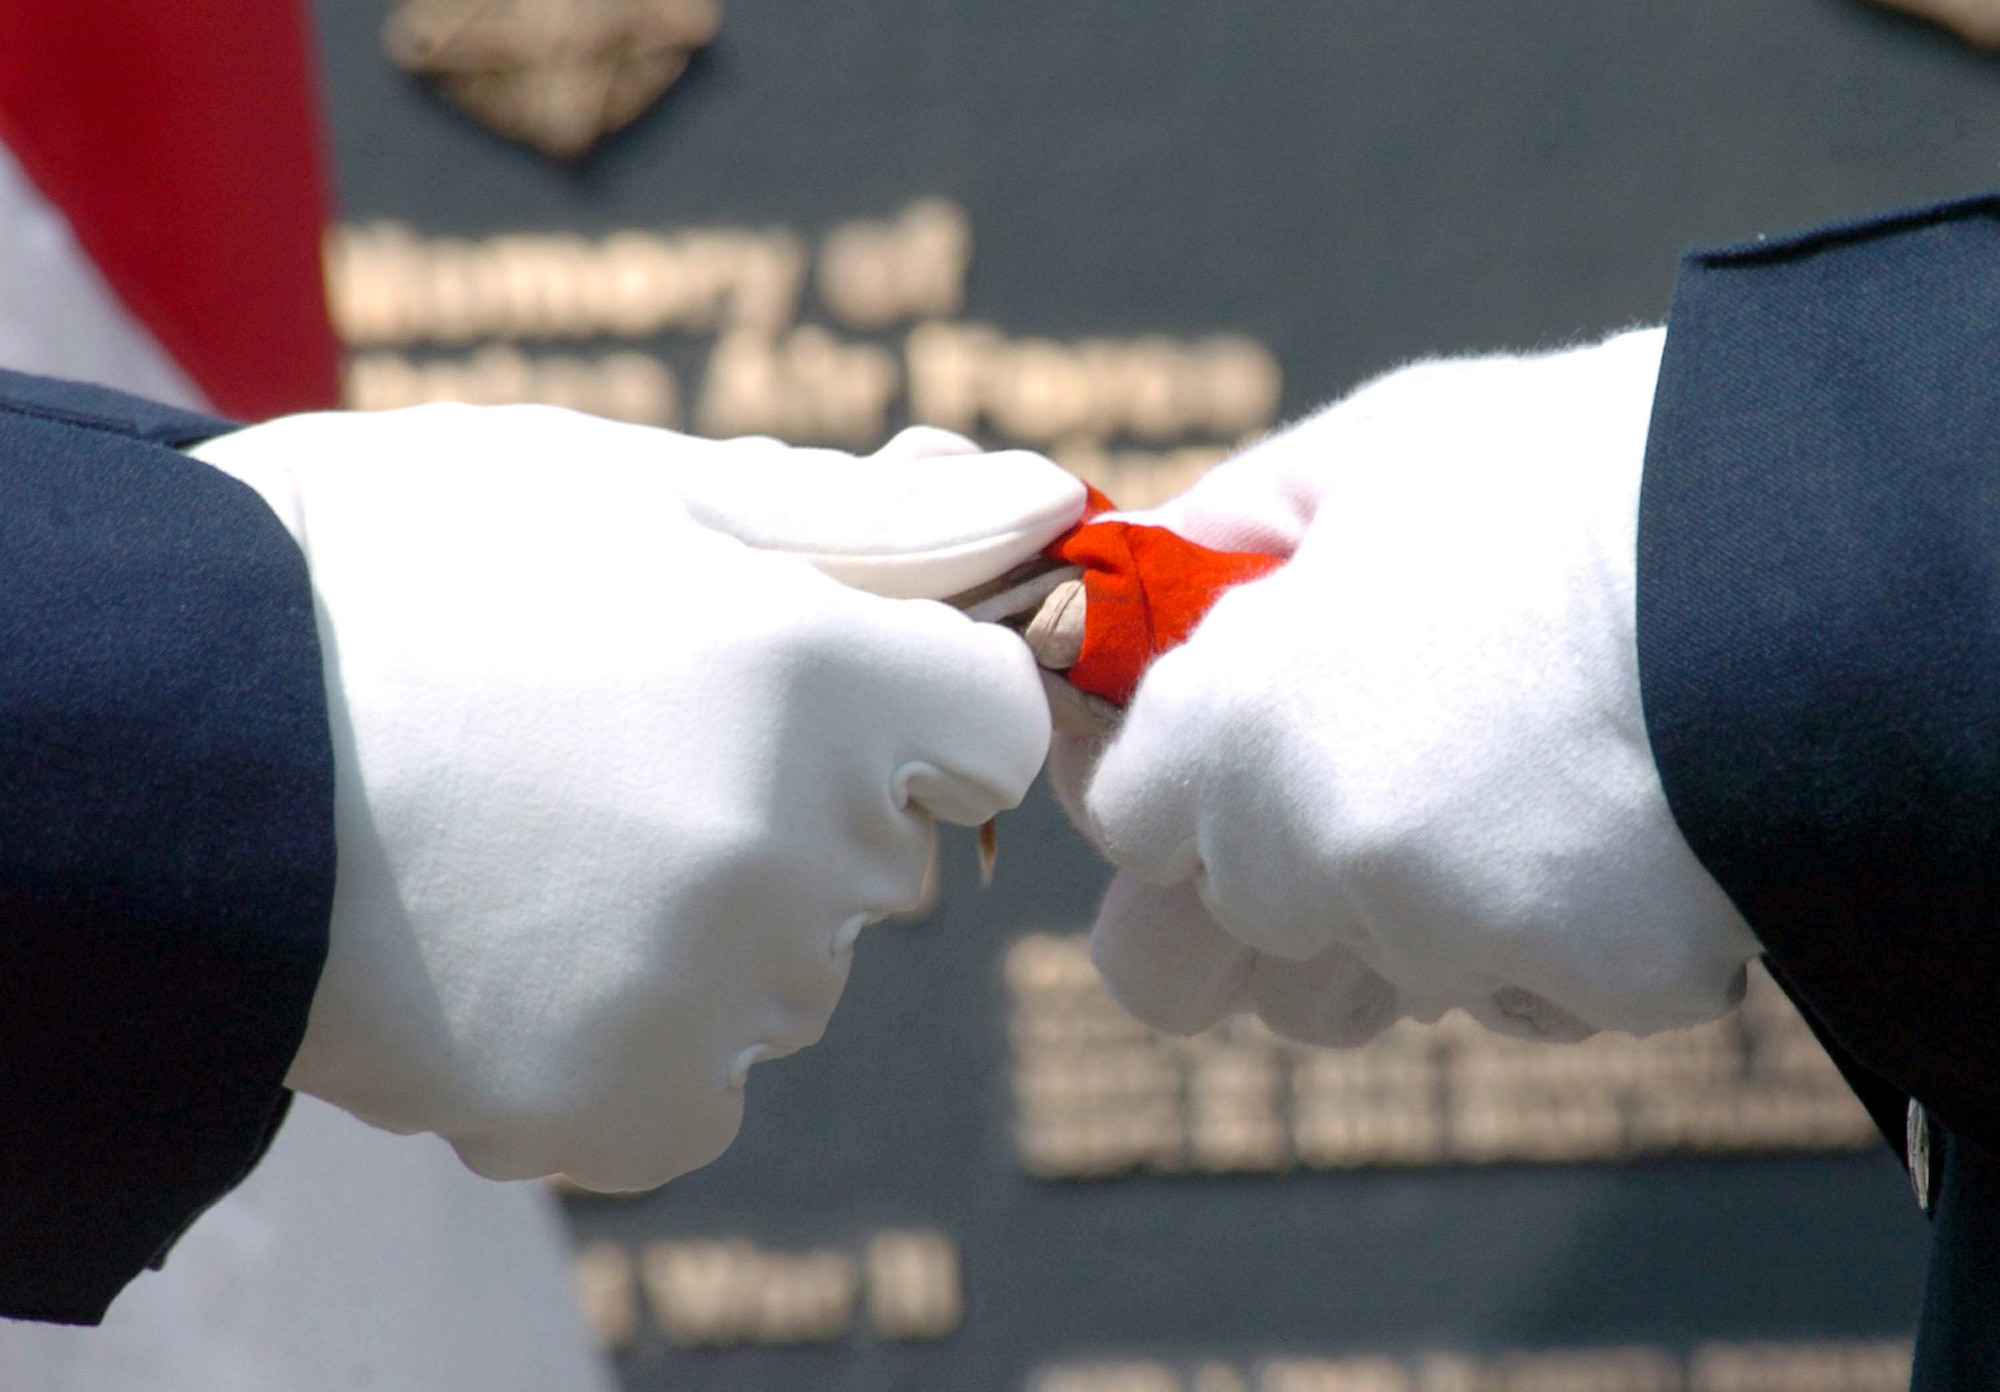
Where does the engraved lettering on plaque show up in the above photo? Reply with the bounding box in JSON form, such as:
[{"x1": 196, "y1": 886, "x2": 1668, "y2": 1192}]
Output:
[
  {"x1": 863, "y1": 1228, "x2": 965, "y2": 1340},
  {"x1": 1026, "y1": 1341, "x2": 1914, "y2": 1392},
  {"x1": 585, "y1": 1228, "x2": 966, "y2": 1349},
  {"x1": 569, "y1": 1238, "x2": 640, "y2": 1349},
  {"x1": 384, "y1": 0, "x2": 721, "y2": 158},
  {"x1": 326, "y1": 203, "x2": 1283, "y2": 497},
  {"x1": 819, "y1": 200, "x2": 975, "y2": 330},
  {"x1": 641, "y1": 1238, "x2": 858, "y2": 1347},
  {"x1": 1005, "y1": 934, "x2": 1877, "y2": 1179}
]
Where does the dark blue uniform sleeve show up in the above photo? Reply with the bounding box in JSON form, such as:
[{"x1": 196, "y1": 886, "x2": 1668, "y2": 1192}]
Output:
[
  {"x1": 0, "y1": 369, "x2": 335, "y2": 1324},
  {"x1": 1637, "y1": 195, "x2": 2000, "y2": 1389}
]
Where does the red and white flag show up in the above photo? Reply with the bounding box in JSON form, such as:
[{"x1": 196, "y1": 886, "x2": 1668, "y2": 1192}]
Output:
[{"x1": 0, "y1": 0, "x2": 340, "y2": 418}]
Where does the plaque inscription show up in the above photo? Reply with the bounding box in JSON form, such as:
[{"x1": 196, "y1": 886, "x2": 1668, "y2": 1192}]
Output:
[
  {"x1": 1006, "y1": 935, "x2": 1877, "y2": 1179},
  {"x1": 569, "y1": 1227, "x2": 964, "y2": 1352},
  {"x1": 325, "y1": 201, "x2": 1282, "y2": 507},
  {"x1": 1028, "y1": 1341, "x2": 1913, "y2": 1392}
]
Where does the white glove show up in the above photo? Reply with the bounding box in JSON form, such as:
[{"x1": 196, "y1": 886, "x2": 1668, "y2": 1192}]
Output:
[
  {"x1": 1051, "y1": 329, "x2": 1760, "y2": 1047},
  {"x1": 191, "y1": 407, "x2": 1083, "y2": 1191}
]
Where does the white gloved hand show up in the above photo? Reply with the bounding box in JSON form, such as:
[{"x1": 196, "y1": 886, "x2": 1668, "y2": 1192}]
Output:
[
  {"x1": 1051, "y1": 329, "x2": 1760, "y2": 1047},
  {"x1": 191, "y1": 406, "x2": 1083, "y2": 1191}
]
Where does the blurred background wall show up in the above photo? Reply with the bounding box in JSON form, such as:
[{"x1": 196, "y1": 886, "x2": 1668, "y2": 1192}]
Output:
[{"x1": 308, "y1": 3, "x2": 2000, "y2": 1389}]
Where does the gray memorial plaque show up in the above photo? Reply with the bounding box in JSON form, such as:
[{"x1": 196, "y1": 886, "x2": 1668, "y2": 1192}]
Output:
[{"x1": 313, "y1": 3, "x2": 1991, "y2": 1387}]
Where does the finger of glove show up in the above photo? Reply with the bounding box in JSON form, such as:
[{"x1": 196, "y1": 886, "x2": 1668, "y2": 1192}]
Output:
[
  {"x1": 868, "y1": 424, "x2": 983, "y2": 463},
  {"x1": 1089, "y1": 874, "x2": 1253, "y2": 1036},
  {"x1": 1247, "y1": 943, "x2": 1404, "y2": 1047},
  {"x1": 210, "y1": 404, "x2": 1088, "y2": 604},
  {"x1": 1083, "y1": 573, "x2": 1358, "y2": 963},
  {"x1": 820, "y1": 586, "x2": 1054, "y2": 826},
  {"x1": 677, "y1": 430, "x2": 1087, "y2": 601}
]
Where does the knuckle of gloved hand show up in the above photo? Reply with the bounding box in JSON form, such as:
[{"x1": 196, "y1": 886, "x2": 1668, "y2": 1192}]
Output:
[
  {"x1": 877, "y1": 424, "x2": 981, "y2": 459},
  {"x1": 555, "y1": 1105, "x2": 746, "y2": 1194},
  {"x1": 882, "y1": 610, "x2": 1050, "y2": 800},
  {"x1": 741, "y1": 589, "x2": 1046, "y2": 824},
  {"x1": 1580, "y1": 935, "x2": 1753, "y2": 1036},
  {"x1": 446, "y1": 1126, "x2": 565, "y2": 1185},
  {"x1": 450, "y1": 1062, "x2": 750, "y2": 1192},
  {"x1": 773, "y1": 936, "x2": 856, "y2": 1021},
  {"x1": 1088, "y1": 673, "x2": 1239, "y2": 849}
]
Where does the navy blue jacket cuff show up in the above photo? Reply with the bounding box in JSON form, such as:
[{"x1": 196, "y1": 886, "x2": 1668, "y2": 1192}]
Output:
[
  {"x1": 0, "y1": 369, "x2": 335, "y2": 1324},
  {"x1": 1636, "y1": 194, "x2": 2000, "y2": 1161},
  {"x1": 1636, "y1": 194, "x2": 2000, "y2": 1387}
]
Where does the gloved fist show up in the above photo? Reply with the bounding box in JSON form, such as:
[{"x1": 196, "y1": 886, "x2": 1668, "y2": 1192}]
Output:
[
  {"x1": 191, "y1": 407, "x2": 1083, "y2": 1191},
  {"x1": 1050, "y1": 330, "x2": 1760, "y2": 1048}
]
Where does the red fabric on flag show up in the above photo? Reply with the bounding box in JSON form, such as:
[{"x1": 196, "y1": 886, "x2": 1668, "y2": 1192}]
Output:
[
  {"x1": 1046, "y1": 486, "x2": 1286, "y2": 707},
  {"x1": 0, "y1": 1, "x2": 341, "y2": 419}
]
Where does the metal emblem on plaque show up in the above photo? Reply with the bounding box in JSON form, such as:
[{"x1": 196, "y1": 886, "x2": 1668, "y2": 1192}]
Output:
[{"x1": 384, "y1": 0, "x2": 720, "y2": 159}]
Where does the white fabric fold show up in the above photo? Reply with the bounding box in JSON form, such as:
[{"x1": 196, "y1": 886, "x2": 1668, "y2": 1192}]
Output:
[{"x1": 688, "y1": 425, "x2": 1086, "y2": 598}]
